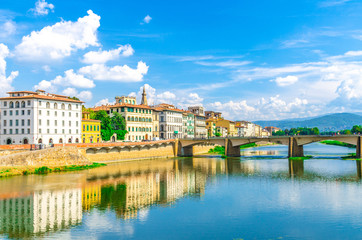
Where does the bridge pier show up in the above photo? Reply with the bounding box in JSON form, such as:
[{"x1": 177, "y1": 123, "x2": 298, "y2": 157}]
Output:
[
  {"x1": 356, "y1": 136, "x2": 362, "y2": 158},
  {"x1": 225, "y1": 139, "x2": 241, "y2": 157},
  {"x1": 177, "y1": 141, "x2": 194, "y2": 157},
  {"x1": 289, "y1": 159, "x2": 304, "y2": 177},
  {"x1": 288, "y1": 137, "x2": 304, "y2": 158}
]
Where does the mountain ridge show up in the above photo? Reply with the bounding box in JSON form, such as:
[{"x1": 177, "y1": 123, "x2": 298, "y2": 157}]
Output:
[{"x1": 253, "y1": 113, "x2": 362, "y2": 131}]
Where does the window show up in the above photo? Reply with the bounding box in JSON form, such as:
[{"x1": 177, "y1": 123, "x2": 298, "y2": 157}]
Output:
[
  {"x1": 68, "y1": 104, "x2": 72, "y2": 110},
  {"x1": 22, "y1": 110, "x2": 25, "y2": 115},
  {"x1": 21, "y1": 120, "x2": 24, "y2": 126},
  {"x1": 69, "y1": 121, "x2": 71, "y2": 127},
  {"x1": 69, "y1": 129, "x2": 71, "y2": 134},
  {"x1": 47, "y1": 129, "x2": 49, "y2": 134},
  {"x1": 69, "y1": 112, "x2": 71, "y2": 117},
  {"x1": 54, "y1": 103, "x2": 58, "y2": 109},
  {"x1": 39, "y1": 101, "x2": 42, "y2": 106},
  {"x1": 27, "y1": 100, "x2": 31, "y2": 106},
  {"x1": 55, "y1": 129, "x2": 57, "y2": 134},
  {"x1": 9, "y1": 110, "x2": 12, "y2": 116},
  {"x1": 3, "y1": 110, "x2": 6, "y2": 116},
  {"x1": 55, "y1": 111, "x2": 57, "y2": 116},
  {"x1": 21, "y1": 101, "x2": 25, "y2": 108},
  {"x1": 39, "y1": 129, "x2": 41, "y2": 133},
  {"x1": 21, "y1": 129, "x2": 24, "y2": 134},
  {"x1": 39, "y1": 119, "x2": 41, "y2": 125},
  {"x1": 97, "y1": 125, "x2": 99, "y2": 131},
  {"x1": 27, "y1": 110, "x2": 30, "y2": 115},
  {"x1": 4, "y1": 101, "x2": 7, "y2": 107},
  {"x1": 15, "y1": 101, "x2": 19, "y2": 108},
  {"x1": 62, "y1": 112, "x2": 65, "y2": 117},
  {"x1": 47, "y1": 120, "x2": 49, "y2": 126},
  {"x1": 76, "y1": 104, "x2": 78, "y2": 109},
  {"x1": 9, "y1": 102, "x2": 13, "y2": 108},
  {"x1": 62, "y1": 129, "x2": 65, "y2": 134},
  {"x1": 39, "y1": 110, "x2": 41, "y2": 115},
  {"x1": 76, "y1": 121, "x2": 78, "y2": 127},
  {"x1": 3, "y1": 120, "x2": 6, "y2": 127},
  {"x1": 62, "y1": 121, "x2": 64, "y2": 127},
  {"x1": 27, "y1": 129, "x2": 30, "y2": 134},
  {"x1": 15, "y1": 129, "x2": 18, "y2": 134},
  {"x1": 9, "y1": 129, "x2": 12, "y2": 134},
  {"x1": 27, "y1": 119, "x2": 30, "y2": 126},
  {"x1": 87, "y1": 125, "x2": 89, "y2": 131},
  {"x1": 46, "y1": 102, "x2": 50, "y2": 108},
  {"x1": 3, "y1": 129, "x2": 6, "y2": 134},
  {"x1": 76, "y1": 129, "x2": 78, "y2": 134},
  {"x1": 61, "y1": 103, "x2": 65, "y2": 109},
  {"x1": 47, "y1": 111, "x2": 50, "y2": 116},
  {"x1": 16, "y1": 110, "x2": 18, "y2": 115},
  {"x1": 55, "y1": 120, "x2": 57, "y2": 126},
  {"x1": 76, "y1": 113, "x2": 78, "y2": 117}
]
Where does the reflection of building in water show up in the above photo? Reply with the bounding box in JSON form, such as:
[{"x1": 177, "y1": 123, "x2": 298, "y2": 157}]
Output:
[
  {"x1": 0, "y1": 188, "x2": 82, "y2": 239},
  {"x1": 82, "y1": 185, "x2": 101, "y2": 211}
]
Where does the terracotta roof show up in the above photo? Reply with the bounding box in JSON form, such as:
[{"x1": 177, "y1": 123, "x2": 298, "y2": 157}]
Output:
[
  {"x1": 110, "y1": 103, "x2": 152, "y2": 109},
  {"x1": 0, "y1": 94, "x2": 84, "y2": 103},
  {"x1": 7, "y1": 91, "x2": 37, "y2": 94},
  {"x1": 91, "y1": 105, "x2": 111, "y2": 111}
]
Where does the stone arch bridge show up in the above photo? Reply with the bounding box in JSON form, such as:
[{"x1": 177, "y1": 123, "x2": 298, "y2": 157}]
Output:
[{"x1": 177, "y1": 136, "x2": 362, "y2": 158}]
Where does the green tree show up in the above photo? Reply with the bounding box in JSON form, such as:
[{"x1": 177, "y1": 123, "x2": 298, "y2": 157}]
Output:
[
  {"x1": 215, "y1": 132, "x2": 221, "y2": 137},
  {"x1": 111, "y1": 112, "x2": 128, "y2": 140},
  {"x1": 94, "y1": 110, "x2": 113, "y2": 141},
  {"x1": 352, "y1": 125, "x2": 362, "y2": 134}
]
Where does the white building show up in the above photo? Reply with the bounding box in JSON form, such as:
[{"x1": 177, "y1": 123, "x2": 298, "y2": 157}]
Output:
[
  {"x1": 0, "y1": 90, "x2": 83, "y2": 145},
  {"x1": 157, "y1": 104, "x2": 183, "y2": 139}
]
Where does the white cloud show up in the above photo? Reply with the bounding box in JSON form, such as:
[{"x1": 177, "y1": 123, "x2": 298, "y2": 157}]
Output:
[
  {"x1": 0, "y1": 20, "x2": 16, "y2": 38},
  {"x1": 156, "y1": 91, "x2": 176, "y2": 102},
  {"x1": 42, "y1": 65, "x2": 51, "y2": 72},
  {"x1": 95, "y1": 98, "x2": 114, "y2": 106},
  {"x1": 0, "y1": 44, "x2": 18, "y2": 96},
  {"x1": 319, "y1": 0, "x2": 350, "y2": 7},
  {"x1": 82, "y1": 44, "x2": 134, "y2": 64},
  {"x1": 34, "y1": 69, "x2": 95, "y2": 93},
  {"x1": 62, "y1": 87, "x2": 92, "y2": 101},
  {"x1": 30, "y1": 0, "x2": 54, "y2": 16},
  {"x1": 15, "y1": 10, "x2": 100, "y2": 61},
  {"x1": 51, "y1": 69, "x2": 95, "y2": 88},
  {"x1": 274, "y1": 75, "x2": 298, "y2": 87},
  {"x1": 142, "y1": 15, "x2": 152, "y2": 24},
  {"x1": 208, "y1": 95, "x2": 310, "y2": 120},
  {"x1": 79, "y1": 61, "x2": 148, "y2": 82}
]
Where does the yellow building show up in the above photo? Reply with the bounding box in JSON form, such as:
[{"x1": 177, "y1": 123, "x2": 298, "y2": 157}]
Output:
[
  {"x1": 81, "y1": 112, "x2": 101, "y2": 143},
  {"x1": 206, "y1": 119, "x2": 217, "y2": 137},
  {"x1": 215, "y1": 119, "x2": 237, "y2": 136}
]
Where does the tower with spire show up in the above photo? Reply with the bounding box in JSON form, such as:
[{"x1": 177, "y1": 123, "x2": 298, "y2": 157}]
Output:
[{"x1": 141, "y1": 86, "x2": 148, "y2": 105}]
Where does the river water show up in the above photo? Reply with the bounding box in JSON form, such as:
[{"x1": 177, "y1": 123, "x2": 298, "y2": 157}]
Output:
[{"x1": 0, "y1": 143, "x2": 361, "y2": 239}]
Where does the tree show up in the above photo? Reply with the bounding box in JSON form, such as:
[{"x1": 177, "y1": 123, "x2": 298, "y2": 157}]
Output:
[
  {"x1": 69, "y1": 96, "x2": 80, "y2": 101},
  {"x1": 111, "y1": 112, "x2": 128, "y2": 140},
  {"x1": 215, "y1": 132, "x2": 221, "y2": 137},
  {"x1": 352, "y1": 125, "x2": 362, "y2": 134},
  {"x1": 94, "y1": 110, "x2": 113, "y2": 141}
]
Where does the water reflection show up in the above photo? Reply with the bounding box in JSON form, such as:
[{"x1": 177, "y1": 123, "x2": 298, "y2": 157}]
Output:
[{"x1": 0, "y1": 152, "x2": 361, "y2": 239}]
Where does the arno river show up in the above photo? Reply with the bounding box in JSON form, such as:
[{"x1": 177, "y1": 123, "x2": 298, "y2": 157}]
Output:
[{"x1": 0, "y1": 143, "x2": 361, "y2": 239}]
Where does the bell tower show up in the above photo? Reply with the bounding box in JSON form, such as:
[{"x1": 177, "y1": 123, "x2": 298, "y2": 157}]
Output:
[{"x1": 141, "y1": 86, "x2": 148, "y2": 105}]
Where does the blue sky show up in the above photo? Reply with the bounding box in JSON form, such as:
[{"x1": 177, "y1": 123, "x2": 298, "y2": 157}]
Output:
[{"x1": 1, "y1": 0, "x2": 362, "y2": 120}]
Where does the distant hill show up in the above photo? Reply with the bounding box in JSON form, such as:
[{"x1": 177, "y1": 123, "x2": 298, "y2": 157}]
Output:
[{"x1": 254, "y1": 113, "x2": 362, "y2": 131}]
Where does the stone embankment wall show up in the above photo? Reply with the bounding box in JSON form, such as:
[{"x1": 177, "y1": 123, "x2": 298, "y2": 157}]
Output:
[
  {"x1": 0, "y1": 147, "x2": 91, "y2": 167},
  {"x1": 82, "y1": 144, "x2": 176, "y2": 162},
  {"x1": 193, "y1": 144, "x2": 214, "y2": 155}
]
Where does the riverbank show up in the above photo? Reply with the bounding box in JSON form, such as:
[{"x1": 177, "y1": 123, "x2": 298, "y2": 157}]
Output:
[
  {"x1": 320, "y1": 140, "x2": 356, "y2": 148},
  {"x1": 0, "y1": 162, "x2": 107, "y2": 178}
]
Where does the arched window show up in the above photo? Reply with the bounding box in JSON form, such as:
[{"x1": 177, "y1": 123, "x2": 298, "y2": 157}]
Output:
[
  {"x1": 125, "y1": 100, "x2": 128, "y2": 103},
  {"x1": 9, "y1": 101, "x2": 14, "y2": 108},
  {"x1": 131, "y1": 117, "x2": 134, "y2": 121},
  {"x1": 68, "y1": 104, "x2": 72, "y2": 110},
  {"x1": 142, "y1": 127, "x2": 145, "y2": 132},
  {"x1": 83, "y1": 138, "x2": 85, "y2": 143},
  {"x1": 68, "y1": 138, "x2": 72, "y2": 143},
  {"x1": 15, "y1": 101, "x2": 19, "y2": 108},
  {"x1": 87, "y1": 125, "x2": 89, "y2": 131},
  {"x1": 127, "y1": 116, "x2": 130, "y2": 121},
  {"x1": 59, "y1": 138, "x2": 63, "y2": 144},
  {"x1": 61, "y1": 104, "x2": 65, "y2": 109},
  {"x1": 132, "y1": 127, "x2": 134, "y2": 131},
  {"x1": 49, "y1": 138, "x2": 53, "y2": 144},
  {"x1": 139, "y1": 127, "x2": 142, "y2": 132},
  {"x1": 75, "y1": 138, "x2": 79, "y2": 143},
  {"x1": 38, "y1": 138, "x2": 42, "y2": 144},
  {"x1": 21, "y1": 101, "x2": 25, "y2": 108},
  {"x1": 136, "y1": 117, "x2": 139, "y2": 121},
  {"x1": 46, "y1": 102, "x2": 50, "y2": 108},
  {"x1": 54, "y1": 103, "x2": 58, "y2": 109}
]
